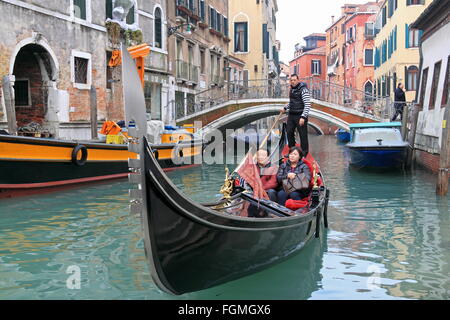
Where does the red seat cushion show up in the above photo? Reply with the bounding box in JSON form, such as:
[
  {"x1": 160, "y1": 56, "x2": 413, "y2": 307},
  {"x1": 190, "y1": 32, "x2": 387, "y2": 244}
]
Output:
[{"x1": 285, "y1": 198, "x2": 309, "y2": 210}]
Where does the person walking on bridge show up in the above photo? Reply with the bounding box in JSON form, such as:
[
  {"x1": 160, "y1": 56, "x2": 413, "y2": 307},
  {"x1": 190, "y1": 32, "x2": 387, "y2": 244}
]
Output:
[{"x1": 281, "y1": 74, "x2": 311, "y2": 157}]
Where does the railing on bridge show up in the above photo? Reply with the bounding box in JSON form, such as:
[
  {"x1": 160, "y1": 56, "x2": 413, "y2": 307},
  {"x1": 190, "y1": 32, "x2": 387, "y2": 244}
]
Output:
[{"x1": 175, "y1": 77, "x2": 393, "y2": 121}]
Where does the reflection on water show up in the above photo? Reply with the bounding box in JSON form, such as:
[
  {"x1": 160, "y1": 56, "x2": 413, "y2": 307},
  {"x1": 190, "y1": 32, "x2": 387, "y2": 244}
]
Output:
[{"x1": 0, "y1": 135, "x2": 449, "y2": 299}]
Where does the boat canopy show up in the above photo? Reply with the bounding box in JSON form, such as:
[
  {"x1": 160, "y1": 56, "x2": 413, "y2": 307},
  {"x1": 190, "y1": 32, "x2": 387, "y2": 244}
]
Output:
[
  {"x1": 352, "y1": 127, "x2": 403, "y2": 144},
  {"x1": 349, "y1": 122, "x2": 402, "y2": 129}
]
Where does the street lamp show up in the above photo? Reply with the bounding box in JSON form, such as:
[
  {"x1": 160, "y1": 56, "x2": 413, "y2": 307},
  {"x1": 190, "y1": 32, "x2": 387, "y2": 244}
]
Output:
[{"x1": 168, "y1": 23, "x2": 193, "y2": 36}]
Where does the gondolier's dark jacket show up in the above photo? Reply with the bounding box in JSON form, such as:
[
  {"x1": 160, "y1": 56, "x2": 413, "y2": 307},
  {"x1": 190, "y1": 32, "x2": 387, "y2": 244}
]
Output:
[
  {"x1": 276, "y1": 160, "x2": 311, "y2": 184},
  {"x1": 284, "y1": 82, "x2": 311, "y2": 119}
]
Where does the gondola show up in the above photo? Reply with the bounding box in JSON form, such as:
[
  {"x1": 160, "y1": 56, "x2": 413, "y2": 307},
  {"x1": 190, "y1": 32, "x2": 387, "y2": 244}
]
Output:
[{"x1": 122, "y1": 47, "x2": 330, "y2": 295}]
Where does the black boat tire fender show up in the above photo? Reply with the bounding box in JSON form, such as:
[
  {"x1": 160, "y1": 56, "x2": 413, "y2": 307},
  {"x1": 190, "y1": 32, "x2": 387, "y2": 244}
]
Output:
[{"x1": 72, "y1": 145, "x2": 88, "y2": 166}]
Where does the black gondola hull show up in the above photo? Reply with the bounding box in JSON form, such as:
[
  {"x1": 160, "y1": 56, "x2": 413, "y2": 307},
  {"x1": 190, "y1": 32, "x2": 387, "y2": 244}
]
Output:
[{"x1": 140, "y1": 139, "x2": 327, "y2": 295}]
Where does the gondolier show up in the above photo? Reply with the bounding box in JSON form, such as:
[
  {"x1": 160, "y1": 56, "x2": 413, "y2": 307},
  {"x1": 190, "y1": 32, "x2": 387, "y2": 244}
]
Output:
[{"x1": 281, "y1": 74, "x2": 311, "y2": 157}]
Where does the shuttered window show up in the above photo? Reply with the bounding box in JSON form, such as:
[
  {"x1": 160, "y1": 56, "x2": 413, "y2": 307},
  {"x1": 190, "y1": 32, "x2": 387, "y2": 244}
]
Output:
[
  {"x1": 235, "y1": 22, "x2": 248, "y2": 52},
  {"x1": 262, "y1": 24, "x2": 269, "y2": 59},
  {"x1": 419, "y1": 68, "x2": 428, "y2": 108},
  {"x1": 429, "y1": 61, "x2": 442, "y2": 110},
  {"x1": 312, "y1": 60, "x2": 321, "y2": 75},
  {"x1": 442, "y1": 56, "x2": 450, "y2": 108},
  {"x1": 106, "y1": 0, "x2": 113, "y2": 19}
]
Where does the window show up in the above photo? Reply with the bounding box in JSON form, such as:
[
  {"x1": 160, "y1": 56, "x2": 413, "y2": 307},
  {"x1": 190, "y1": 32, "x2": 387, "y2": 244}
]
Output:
[
  {"x1": 14, "y1": 80, "x2": 30, "y2": 106},
  {"x1": 154, "y1": 8, "x2": 162, "y2": 48},
  {"x1": 312, "y1": 60, "x2": 321, "y2": 75},
  {"x1": 409, "y1": 28, "x2": 420, "y2": 48},
  {"x1": 364, "y1": 49, "x2": 374, "y2": 66},
  {"x1": 200, "y1": 0, "x2": 205, "y2": 21},
  {"x1": 405, "y1": 65, "x2": 419, "y2": 91},
  {"x1": 382, "y1": 6, "x2": 387, "y2": 27},
  {"x1": 144, "y1": 78, "x2": 162, "y2": 121},
  {"x1": 224, "y1": 17, "x2": 228, "y2": 37},
  {"x1": 234, "y1": 22, "x2": 248, "y2": 52},
  {"x1": 442, "y1": 56, "x2": 450, "y2": 107},
  {"x1": 352, "y1": 48, "x2": 356, "y2": 67},
  {"x1": 73, "y1": 0, "x2": 86, "y2": 20},
  {"x1": 419, "y1": 68, "x2": 428, "y2": 107},
  {"x1": 365, "y1": 23, "x2": 374, "y2": 37},
  {"x1": 200, "y1": 49, "x2": 205, "y2": 74},
  {"x1": 429, "y1": 61, "x2": 442, "y2": 110},
  {"x1": 216, "y1": 11, "x2": 221, "y2": 32},
  {"x1": 72, "y1": 51, "x2": 91, "y2": 89},
  {"x1": 209, "y1": 7, "x2": 216, "y2": 30},
  {"x1": 407, "y1": 0, "x2": 424, "y2": 5},
  {"x1": 364, "y1": 81, "x2": 373, "y2": 100},
  {"x1": 74, "y1": 57, "x2": 88, "y2": 84},
  {"x1": 126, "y1": 3, "x2": 135, "y2": 24}
]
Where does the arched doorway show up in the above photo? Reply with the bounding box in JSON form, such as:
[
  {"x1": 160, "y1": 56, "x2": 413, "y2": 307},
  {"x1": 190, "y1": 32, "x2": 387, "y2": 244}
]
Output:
[{"x1": 12, "y1": 43, "x2": 57, "y2": 134}]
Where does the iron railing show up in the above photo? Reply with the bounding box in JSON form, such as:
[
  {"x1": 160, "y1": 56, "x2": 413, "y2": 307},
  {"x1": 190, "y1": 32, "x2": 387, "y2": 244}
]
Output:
[{"x1": 175, "y1": 77, "x2": 393, "y2": 121}]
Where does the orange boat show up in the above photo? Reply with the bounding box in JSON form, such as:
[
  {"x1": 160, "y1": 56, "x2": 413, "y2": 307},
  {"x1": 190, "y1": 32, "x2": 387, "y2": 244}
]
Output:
[{"x1": 0, "y1": 131, "x2": 202, "y2": 199}]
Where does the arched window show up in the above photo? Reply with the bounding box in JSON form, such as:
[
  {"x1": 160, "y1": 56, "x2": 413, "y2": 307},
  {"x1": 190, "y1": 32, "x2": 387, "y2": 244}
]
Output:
[
  {"x1": 154, "y1": 8, "x2": 162, "y2": 48},
  {"x1": 364, "y1": 81, "x2": 374, "y2": 100},
  {"x1": 405, "y1": 65, "x2": 419, "y2": 91}
]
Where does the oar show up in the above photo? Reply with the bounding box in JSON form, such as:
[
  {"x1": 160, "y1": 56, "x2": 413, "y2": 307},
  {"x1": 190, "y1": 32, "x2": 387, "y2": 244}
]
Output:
[{"x1": 257, "y1": 111, "x2": 284, "y2": 153}]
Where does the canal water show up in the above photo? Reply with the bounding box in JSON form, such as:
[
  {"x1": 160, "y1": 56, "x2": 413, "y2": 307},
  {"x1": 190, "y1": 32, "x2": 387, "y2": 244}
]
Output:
[{"x1": 1, "y1": 135, "x2": 449, "y2": 300}]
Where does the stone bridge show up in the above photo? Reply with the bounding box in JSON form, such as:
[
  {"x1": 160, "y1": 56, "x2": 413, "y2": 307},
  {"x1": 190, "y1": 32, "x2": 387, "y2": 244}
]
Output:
[{"x1": 175, "y1": 78, "x2": 393, "y2": 136}]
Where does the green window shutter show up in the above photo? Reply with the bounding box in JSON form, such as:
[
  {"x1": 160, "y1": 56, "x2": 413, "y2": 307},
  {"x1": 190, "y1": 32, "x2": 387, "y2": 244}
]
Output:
[
  {"x1": 405, "y1": 66, "x2": 409, "y2": 90},
  {"x1": 244, "y1": 22, "x2": 248, "y2": 52},
  {"x1": 106, "y1": 0, "x2": 112, "y2": 19},
  {"x1": 263, "y1": 24, "x2": 269, "y2": 59},
  {"x1": 405, "y1": 24, "x2": 409, "y2": 48}
]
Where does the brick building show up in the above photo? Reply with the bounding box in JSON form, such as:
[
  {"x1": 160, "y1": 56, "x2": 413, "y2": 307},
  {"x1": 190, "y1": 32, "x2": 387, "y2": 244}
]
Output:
[
  {"x1": 0, "y1": 0, "x2": 167, "y2": 139},
  {"x1": 289, "y1": 33, "x2": 326, "y2": 81},
  {"x1": 325, "y1": 2, "x2": 380, "y2": 93}
]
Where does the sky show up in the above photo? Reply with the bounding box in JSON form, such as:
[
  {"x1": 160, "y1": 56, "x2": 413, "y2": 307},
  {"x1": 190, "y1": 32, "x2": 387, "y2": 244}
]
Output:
[{"x1": 277, "y1": 0, "x2": 376, "y2": 64}]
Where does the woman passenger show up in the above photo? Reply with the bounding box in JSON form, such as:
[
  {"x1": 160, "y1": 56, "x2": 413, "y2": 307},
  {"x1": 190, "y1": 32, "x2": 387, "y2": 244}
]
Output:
[{"x1": 276, "y1": 147, "x2": 311, "y2": 206}]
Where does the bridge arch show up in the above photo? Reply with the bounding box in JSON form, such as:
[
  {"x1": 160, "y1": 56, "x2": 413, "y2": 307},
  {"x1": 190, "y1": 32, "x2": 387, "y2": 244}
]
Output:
[{"x1": 197, "y1": 103, "x2": 349, "y2": 136}]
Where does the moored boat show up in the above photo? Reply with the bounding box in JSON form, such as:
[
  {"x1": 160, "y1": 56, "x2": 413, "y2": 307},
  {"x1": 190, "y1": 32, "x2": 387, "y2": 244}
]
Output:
[
  {"x1": 346, "y1": 122, "x2": 410, "y2": 168},
  {"x1": 335, "y1": 128, "x2": 351, "y2": 143},
  {"x1": 0, "y1": 132, "x2": 202, "y2": 199}
]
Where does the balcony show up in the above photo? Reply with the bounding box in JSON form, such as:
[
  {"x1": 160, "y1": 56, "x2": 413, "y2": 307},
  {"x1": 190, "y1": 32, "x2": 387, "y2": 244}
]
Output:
[
  {"x1": 176, "y1": 0, "x2": 199, "y2": 20},
  {"x1": 176, "y1": 60, "x2": 189, "y2": 81},
  {"x1": 148, "y1": 51, "x2": 169, "y2": 73},
  {"x1": 176, "y1": 60, "x2": 199, "y2": 84},
  {"x1": 188, "y1": 65, "x2": 199, "y2": 83},
  {"x1": 210, "y1": 73, "x2": 224, "y2": 87}
]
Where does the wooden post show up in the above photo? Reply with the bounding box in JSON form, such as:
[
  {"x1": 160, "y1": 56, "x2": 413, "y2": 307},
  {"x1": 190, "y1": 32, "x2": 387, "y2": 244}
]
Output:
[
  {"x1": 90, "y1": 85, "x2": 98, "y2": 140},
  {"x1": 2, "y1": 75, "x2": 17, "y2": 135},
  {"x1": 407, "y1": 104, "x2": 421, "y2": 168},
  {"x1": 436, "y1": 103, "x2": 450, "y2": 195},
  {"x1": 401, "y1": 103, "x2": 409, "y2": 141}
]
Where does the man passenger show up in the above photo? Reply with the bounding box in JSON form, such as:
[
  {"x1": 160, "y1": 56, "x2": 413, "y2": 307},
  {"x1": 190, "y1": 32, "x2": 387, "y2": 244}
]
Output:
[{"x1": 256, "y1": 149, "x2": 279, "y2": 203}]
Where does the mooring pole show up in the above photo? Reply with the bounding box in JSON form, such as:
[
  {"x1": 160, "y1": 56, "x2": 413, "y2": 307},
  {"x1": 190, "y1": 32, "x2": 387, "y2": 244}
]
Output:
[
  {"x1": 407, "y1": 104, "x2": 421, "y2": 169},
  {"x1": 436, "y1": 103, "x2": 450, "y2": 196},
  {"x1": 2, "y1": 75, "x2": 17, "y2": 135},
  {"x1": 90, "y1": 85, "x2": 98, "y2": 140}
]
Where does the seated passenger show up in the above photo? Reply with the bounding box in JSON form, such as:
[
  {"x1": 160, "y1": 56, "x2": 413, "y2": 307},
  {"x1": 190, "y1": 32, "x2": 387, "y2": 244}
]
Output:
[
  {"x1": 256, "y1": 149, "x2": 279, "y2": 203},
  {"x1": 276, "y1": 147, "x2": 311, "y2": 207}
]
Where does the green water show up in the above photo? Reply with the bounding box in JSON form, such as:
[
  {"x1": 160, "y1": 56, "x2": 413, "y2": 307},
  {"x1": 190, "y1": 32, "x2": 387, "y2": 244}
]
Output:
[{"x1": 1, "y1": 135, "x2": 450, "y2": 300}]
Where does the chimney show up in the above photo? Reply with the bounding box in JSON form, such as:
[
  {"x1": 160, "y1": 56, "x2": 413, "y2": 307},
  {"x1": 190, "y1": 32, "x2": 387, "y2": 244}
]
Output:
[{"x1": 331, "y1": 15, "x2": 335, "y2": 24}]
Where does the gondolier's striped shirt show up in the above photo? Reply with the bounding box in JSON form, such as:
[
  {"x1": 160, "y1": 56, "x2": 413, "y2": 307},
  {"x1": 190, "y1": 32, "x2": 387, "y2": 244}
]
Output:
[{"x1": 299, "y1": 88, "x2": 311, "y2": 119}]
